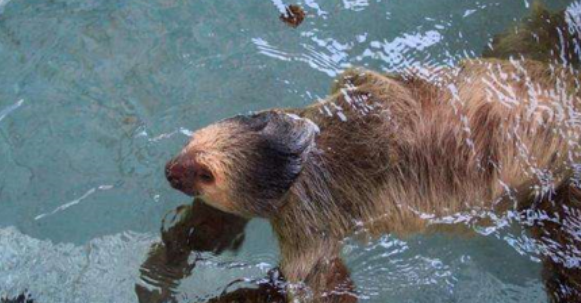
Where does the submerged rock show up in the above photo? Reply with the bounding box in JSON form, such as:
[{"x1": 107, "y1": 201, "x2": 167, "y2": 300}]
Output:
[{"x1": 1, "y1": 292, "x2": 34, "y2": 303}]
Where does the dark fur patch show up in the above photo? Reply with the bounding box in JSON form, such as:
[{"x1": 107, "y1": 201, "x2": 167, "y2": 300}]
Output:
[
  {"x1": 229, "y1": 112, "x2": 317, "y2": 216},
  {"x1": 230, "y1": 112, "x2": 273, "y2": 132}
]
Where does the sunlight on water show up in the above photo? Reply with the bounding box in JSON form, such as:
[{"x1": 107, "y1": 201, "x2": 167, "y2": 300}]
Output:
[
  {"x1": 0, "y1": 99, "x2": 23, "y2": 123},
  {"x1": 0, "y1": 0, "x2": 580, "y2": 302}
]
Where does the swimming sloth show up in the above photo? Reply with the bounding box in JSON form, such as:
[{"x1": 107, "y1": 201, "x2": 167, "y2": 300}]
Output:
[{"x1": 165, "y1": 56, "x2": 581, "y2": 303}]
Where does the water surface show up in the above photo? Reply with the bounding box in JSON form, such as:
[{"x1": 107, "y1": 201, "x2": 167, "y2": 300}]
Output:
[{"x1": 0, "y1": 0, "x2": 578, "y2": 302}]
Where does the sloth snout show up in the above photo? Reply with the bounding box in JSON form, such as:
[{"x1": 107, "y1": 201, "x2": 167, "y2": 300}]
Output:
[
  {"x1": 165, "y1": 155, "x2": 204, "y2": 197},
  {"x1": 165, "y1": 160, "x2": 183, "y2": 190},
  {"x1": 165, "y1": 159, "x2": 195, "y2": 194}
]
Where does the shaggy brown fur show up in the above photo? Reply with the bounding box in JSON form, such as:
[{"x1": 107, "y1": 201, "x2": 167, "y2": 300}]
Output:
[{"x1": 166, "y1": 58, "x2": 581, "y2": 302}]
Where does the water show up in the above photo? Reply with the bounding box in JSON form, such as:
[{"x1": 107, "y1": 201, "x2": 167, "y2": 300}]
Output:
[{"x1": 0, "y1": 0, "x2": 578, "y2": 302}]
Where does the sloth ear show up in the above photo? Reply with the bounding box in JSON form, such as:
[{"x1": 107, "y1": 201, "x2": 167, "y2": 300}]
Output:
[
  {"x1": 242, "y1": 111, "x2": 319, "y2": 214},
  {"x1": 261, "y1": 111, "x2": 319, "y2": 158}
]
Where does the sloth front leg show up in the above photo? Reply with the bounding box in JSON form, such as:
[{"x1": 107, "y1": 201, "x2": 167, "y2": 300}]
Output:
[{"x1": 281, "y1": 241, "x2": 357, "y2": 303}]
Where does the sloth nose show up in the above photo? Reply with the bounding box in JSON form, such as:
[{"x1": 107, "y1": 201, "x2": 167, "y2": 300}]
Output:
[
  {"x1": 165, "y1": 159, "x2": 200, "y2": 196},
  {"x1": 165, "y1": 160, "x2": 186, "y2": 191}
]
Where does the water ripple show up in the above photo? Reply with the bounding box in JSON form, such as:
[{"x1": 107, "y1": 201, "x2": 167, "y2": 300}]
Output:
[
  {"x1": 0, "y1": 227, "x2": 156, "y2": 303},
  {"x1": 253, "y1": 37, "x2": 350, "y2": 77},
  {"x1": 0, "y1": 99, "x2": 24, "y2": 124},
  {"x1": 253, "y1": 27, "x2": 445, "y2": 77},
  {"x1": 34, "y1": 185, "x2": 115, "y2": 221}
]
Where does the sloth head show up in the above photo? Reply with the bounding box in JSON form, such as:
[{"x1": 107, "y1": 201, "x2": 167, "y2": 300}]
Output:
[{"x1": 165, "y1": 110, "x2": 318, "y2": 218}]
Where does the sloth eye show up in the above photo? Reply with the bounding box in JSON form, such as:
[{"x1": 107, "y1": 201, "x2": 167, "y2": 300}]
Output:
[{"x1": 198, "y1": 169, "x2": 215, "y2": 184}]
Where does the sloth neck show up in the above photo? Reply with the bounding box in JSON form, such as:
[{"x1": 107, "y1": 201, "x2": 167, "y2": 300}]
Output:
[{"x1": 271, "y1": 126, "x2": 402, "y2": 245}]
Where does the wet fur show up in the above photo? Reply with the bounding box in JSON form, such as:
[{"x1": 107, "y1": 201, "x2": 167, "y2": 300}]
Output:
[
  {"x1": 263, "y1": 59, "x2": 581, "y2": 302},
  {"x1": 284, "y1": 59, "x2": 580, "y2": 239}
]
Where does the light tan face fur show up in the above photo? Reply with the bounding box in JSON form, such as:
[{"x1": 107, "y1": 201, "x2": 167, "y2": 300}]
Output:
[
  {"x1": 181, "y1": 124, "x2": 240, "y2": 213},
  {"x1": 165, "y1": 111, "x2": 318, "y2": 218},
  {"x1": 166, "y1": 121, "x2": 245, "y2": 215}
]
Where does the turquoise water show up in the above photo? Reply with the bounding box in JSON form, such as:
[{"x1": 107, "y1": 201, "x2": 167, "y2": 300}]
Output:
[{"x1": 0, "y1": 0, "x2": 578, "y2": 302}]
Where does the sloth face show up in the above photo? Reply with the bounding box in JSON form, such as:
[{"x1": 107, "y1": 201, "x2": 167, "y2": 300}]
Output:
[{"x1": 165, "y1": 110, "x2": 318, "y2": 217}]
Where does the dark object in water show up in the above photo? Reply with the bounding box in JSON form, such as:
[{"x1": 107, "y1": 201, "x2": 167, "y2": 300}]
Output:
[
  {"x1": 207, "y1": 268, "x2": 287, "y2": 303},
  {"x1": 525, "y1": 178, "x2": 581, "y2": 303},
  {"x1": 136, "y1": 200, "x2": 288, "y2": 303},
  {"x1": 280, "y1": 5, "x2": 305, "y2": 28},
  {"x1": 1, "y1": 292, "x2": 34, "y2": 303},
  {"x1": 135, "y1": 200, "x2": 251, "y2": 303},
  {"x1": 483, "y1": 2, "x2": 580, "y2": 67}
]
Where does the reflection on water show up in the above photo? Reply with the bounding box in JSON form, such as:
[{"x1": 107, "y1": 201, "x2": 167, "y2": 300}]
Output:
[
  {"x1": 0, "y1": 99, "x2": 23, "y2": 123},
  {"x1": 34, "y1": 184, "x2": 114, "y2": 220},
  {"x1": 0, "y1": 0, "x2": 579, "y2": 302}
]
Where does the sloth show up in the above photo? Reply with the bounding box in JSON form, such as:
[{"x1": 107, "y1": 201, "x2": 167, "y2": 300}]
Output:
[{"x1": 165, "y1": 57, "x2": 581, "y2": 303}]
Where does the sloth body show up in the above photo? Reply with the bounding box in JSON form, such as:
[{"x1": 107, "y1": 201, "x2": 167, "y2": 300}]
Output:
[{"x1": 166, "y1": 59, "x2": 581, "y2": 302}]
